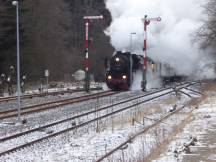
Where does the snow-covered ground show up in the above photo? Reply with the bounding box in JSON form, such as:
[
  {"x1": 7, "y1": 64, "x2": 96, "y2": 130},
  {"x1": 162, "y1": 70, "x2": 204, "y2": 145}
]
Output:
[
  {"x1": 0, "y1": 82, "x2": 214, "y2": 162},
  {"x1": 0, "y1": 90, "x2": 139, "y2": 136},
  {"x1": 0, "y1": 95, "x2": 178, "y2": 162},
  {"x1": 0, "y1": 91, "x2": 99, "y2": 110},
  {"x1": 154, "y1": 93, "x2": 216, "y2": 162}
]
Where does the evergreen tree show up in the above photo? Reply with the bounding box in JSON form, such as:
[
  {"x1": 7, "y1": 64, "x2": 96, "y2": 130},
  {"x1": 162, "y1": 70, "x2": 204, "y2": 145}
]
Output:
[
  {"x1": 0, "y1": 0, "x2": 113, "y2": 81},
  {"x1": 0, "y1": 0, "x2": 16, "y2": 74}
]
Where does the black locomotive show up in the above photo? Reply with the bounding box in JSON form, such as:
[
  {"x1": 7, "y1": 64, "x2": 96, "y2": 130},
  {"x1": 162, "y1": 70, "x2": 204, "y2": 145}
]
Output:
[
  {"x1": 105, "y1": 51, "x2": 143, "y2": 91},
  {"x1": 105, "y1": 51, "x2": 186, "y2": 91}
]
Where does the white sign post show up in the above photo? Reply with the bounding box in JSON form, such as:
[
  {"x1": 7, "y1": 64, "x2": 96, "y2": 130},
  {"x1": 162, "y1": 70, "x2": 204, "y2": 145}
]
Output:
[{"x1": 45, "y1": 70, "x2": 49, "y2": 92}]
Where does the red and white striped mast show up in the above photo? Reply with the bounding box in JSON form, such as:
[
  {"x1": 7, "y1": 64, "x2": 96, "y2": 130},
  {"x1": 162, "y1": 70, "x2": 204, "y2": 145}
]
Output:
[
  {"x1": 141, "y1": 15, "x2": 161, "y2": 91},
  {"x1": 83, "y1": 15, "x2": 103, "y2": 92}
]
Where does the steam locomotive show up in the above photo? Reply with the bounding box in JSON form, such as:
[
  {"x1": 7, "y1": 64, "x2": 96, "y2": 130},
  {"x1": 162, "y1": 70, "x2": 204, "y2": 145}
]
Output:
[
  {"x1": 105, "y1": 51, "x2": 148, "y2": 91},
  {"x1": 105, "y1": 51, "x2": 185, "y2": 91}
]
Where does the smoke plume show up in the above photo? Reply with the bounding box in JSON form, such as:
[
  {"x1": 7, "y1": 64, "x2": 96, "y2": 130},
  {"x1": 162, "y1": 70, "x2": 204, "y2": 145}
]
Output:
[{"x1": 105, "y1": 0, "x2": 215, "y2": 80}]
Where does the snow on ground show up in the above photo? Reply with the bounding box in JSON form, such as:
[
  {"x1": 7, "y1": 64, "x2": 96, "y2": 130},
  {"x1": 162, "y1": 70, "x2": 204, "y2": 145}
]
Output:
[
  {"x1": 0, "y1": 90, "x2": 104, "y2": 111},
  {"x1": 153, "y1": 92, "x2": 216, "y2": 162},
  {"x1": 0, "y1": 83, "x2": 208, "y2": 162},
  {"x1": 0, "y1": 90, "x2": 192, "y2": 162},
  {"x1": 0, "y1": 90, "x2": 138, "y2": 137}
]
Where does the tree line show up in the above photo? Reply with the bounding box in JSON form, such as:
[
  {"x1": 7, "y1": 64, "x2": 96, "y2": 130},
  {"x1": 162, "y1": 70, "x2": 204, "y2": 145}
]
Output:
[
  {"x1": 1, "y1": 0, "x2": 215, "y2": 83},
  {"x1": 0, "y1": 0, "x2": 112, "y2": 82},
  {"x1": 195, "y1": 0, "x2": 216, "y2": 50}
]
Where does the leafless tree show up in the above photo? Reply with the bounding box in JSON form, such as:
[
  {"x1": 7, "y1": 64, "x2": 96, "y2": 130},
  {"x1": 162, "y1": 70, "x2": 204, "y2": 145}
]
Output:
[{"x1": 195, "y1": 0, "x2": 216, "y2": 49}]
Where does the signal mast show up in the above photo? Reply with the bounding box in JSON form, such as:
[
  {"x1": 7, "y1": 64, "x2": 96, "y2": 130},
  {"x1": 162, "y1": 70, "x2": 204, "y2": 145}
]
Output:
[
  {"x1": 141, "y1": 15, "x2": 161, "y2": 91},
  {"x1": 83, "y1": 15, "x2": 103, "y2": 92}
]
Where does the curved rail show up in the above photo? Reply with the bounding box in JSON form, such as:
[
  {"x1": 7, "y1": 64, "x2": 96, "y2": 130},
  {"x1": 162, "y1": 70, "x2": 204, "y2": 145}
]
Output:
[
  {"x1": 95, "y1": 105, "x2": 193, "y2": 162},
  {"x1": 0, "y1": 82, "x2": 198, "y2": 157},
  {"x1": 0, "y1": 90, "x2": 114, "y2": 120},
  {"x1": 0, "y1": 87, "x2": 102, "y2": 103}
]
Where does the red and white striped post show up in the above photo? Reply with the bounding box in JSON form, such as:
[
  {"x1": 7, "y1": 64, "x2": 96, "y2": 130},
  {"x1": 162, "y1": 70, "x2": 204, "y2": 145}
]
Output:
[
  {"x1": 83, "y1": 15, "x2": 103, "y2": 92},
  {"x1": 141, "y1": 15, "x2": 161, "y2": 91}
]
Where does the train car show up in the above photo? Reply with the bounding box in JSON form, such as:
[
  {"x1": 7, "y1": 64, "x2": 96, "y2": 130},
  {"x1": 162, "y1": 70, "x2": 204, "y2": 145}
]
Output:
[{"x1": 160, "y1": 63, "x2": 186, "y2": 86}]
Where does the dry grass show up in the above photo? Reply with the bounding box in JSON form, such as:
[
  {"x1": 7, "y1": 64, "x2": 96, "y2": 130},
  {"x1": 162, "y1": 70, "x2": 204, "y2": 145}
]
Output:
[
  {"x1": 144, "y1": 81, "x2": 216, "y2": 161},
  {"x1": 106, "y1": 82, "x2": 216, "y2": 161},
  {"x1": 111, "y1": 96, "x2": 179, "y2": 129},
  {"x1": 186, "y1": 95, "x2": 207, "y2": 108},
  {"x1": 144, "y1": 114, "x2": 194, "y2": 162},
  {"x1": 201, "y1": 80, "x2": 216, "y2": 91}
]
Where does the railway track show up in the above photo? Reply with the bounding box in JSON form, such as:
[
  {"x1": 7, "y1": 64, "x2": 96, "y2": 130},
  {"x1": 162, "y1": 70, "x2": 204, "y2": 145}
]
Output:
[
  {"x1": 0, "y1": 90, "x2": 114, "y2": 120},
  {"x1": 0, "y1": 87, "x2": 102, "y2": 103},
  {"x1": 0, "y1": 82, "x2": 198, "y2": 157},
  {"x1": 95, "y1": 105, "x2": 195, "y2": 162}
]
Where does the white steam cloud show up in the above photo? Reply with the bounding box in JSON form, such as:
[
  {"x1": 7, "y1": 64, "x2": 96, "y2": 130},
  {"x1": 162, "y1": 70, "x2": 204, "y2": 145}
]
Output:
[{"x1": 105, "y1": 0, "x2": 215, "y2": 79}]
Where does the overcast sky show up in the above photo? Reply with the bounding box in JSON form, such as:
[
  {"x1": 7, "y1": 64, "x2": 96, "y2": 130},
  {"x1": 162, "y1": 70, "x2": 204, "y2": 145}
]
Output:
[{"x1": 105, "y1": 0, "x2": 214, "y2": 78}]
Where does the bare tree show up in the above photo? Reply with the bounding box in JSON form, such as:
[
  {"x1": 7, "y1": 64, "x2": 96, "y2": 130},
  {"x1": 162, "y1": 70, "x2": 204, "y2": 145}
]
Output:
[{"x1": 195, "y1": 0, "x2": 216, "y2": 49}]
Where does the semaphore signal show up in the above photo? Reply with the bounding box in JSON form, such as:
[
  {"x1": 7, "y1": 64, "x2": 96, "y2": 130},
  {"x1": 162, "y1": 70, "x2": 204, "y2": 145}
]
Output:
[{"x1": 141, "y1": 15, "x2": 161, "y2": 92}]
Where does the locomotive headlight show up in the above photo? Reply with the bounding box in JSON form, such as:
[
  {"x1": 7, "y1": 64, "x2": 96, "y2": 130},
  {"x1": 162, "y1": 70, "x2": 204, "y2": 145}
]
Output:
[
  {"x1": 107, "y1": 75, "x2": 112, "y2": 80},
  {"x1": 115, "y1": 57, "x2": 120, "y2": 62},
  {"x1": 122, "y1": 75, "x2": 127, "y2": 79}
]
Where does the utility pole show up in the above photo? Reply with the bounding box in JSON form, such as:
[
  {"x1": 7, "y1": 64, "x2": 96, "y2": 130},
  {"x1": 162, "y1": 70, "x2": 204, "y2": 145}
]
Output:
[
  {"x1": 12, "y1": 1, "x2": 21, "y2": 123},
  {"x1": 83, "y1": 15, "x2": 103, "y2": 93},
  {"x1": 141, "y1": 15, "x2": 161, "y2": 92}
]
